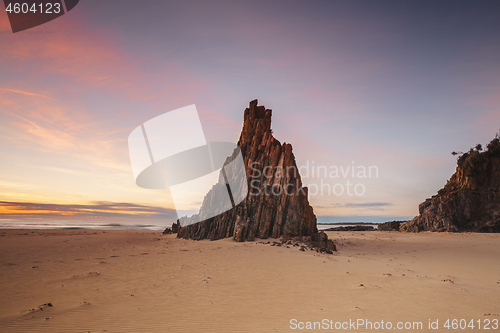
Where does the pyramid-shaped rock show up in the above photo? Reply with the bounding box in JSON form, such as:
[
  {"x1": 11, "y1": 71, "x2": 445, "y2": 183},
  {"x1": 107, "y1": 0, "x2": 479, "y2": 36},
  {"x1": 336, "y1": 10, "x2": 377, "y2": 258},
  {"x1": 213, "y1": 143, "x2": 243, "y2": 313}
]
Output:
[{"x1": 176, "y1": 100, "x2": 318, "y2": 241}]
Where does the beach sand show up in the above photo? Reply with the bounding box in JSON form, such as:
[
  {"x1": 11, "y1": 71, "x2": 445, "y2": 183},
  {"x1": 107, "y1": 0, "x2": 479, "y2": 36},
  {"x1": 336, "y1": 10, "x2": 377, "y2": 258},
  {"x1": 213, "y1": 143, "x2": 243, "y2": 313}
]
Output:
[{"x1": 0, "y1": 229, "x2": 499, "y2": 332}]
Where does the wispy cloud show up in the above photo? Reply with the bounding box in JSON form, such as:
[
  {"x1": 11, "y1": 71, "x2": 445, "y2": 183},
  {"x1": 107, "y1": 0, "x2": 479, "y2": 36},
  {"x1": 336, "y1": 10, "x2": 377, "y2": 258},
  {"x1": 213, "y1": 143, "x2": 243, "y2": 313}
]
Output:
[
  {"x1": 0, "y1": 89, "x2": 134, "y2": 180},
  {"x1": 331, "y1": 202, "x2": 394, "y2": 208},
  {"x1": 0, "y1": 88, "x2": 56, "y2": 100},
  {"x1": 0, "y1": 201, "x2": 177, "y2": 219},
  {"x1": 317, "y1": 215, "x2": 413, "y2": 223},
  {"x1": 315, "y1": 202, "x2": 394, "y2": 212},
  {"x1": 0, "y1": 180, "x2": 39, "y2": 190}
]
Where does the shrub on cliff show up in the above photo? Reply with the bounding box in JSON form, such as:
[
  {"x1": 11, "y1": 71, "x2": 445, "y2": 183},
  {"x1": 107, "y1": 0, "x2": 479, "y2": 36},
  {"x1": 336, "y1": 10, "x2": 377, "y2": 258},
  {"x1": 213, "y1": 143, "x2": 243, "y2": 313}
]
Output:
[
  {"x1": 456, "y1": 135, "x2": 500, "y2": 177},
  {"x1": 486, "y1": 136, "x2": 500, "y2": 157}
]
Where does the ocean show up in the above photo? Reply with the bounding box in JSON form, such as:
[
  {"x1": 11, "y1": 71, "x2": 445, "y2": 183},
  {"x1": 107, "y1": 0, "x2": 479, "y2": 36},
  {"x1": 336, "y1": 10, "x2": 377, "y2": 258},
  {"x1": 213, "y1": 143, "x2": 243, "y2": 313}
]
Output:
[{"x1": 0, "y1": 217, "x2": 173, "y2": 230}]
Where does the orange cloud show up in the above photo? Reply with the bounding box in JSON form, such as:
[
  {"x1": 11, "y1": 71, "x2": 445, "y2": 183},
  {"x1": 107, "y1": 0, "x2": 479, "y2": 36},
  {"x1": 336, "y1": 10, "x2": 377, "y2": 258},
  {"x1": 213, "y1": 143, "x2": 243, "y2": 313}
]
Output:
[
  {"x1": 0, "y1": 18, "x2": 208, "y2": 105},
  {"x1": 0, "y1": 201, "x2": 177, "y2": 219},
  {"x1": 0, "y1": 7, "x2": 212, "y2": 211}
]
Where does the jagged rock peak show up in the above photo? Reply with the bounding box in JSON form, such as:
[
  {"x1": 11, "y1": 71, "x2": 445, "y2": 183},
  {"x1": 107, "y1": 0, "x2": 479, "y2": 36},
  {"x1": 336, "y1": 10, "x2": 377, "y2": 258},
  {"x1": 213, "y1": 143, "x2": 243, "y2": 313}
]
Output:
[
  {"x1": 239, "y1": 99, "x2": 272, "y2": 146},
  {"x1": 174, "y1": 99, "x2": 331, "y2": 249}
]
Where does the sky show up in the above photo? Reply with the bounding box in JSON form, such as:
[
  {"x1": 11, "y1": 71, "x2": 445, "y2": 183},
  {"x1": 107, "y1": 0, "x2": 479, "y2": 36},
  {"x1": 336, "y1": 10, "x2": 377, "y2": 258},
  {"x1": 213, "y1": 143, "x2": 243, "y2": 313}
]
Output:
[{"x1": 1, "y1": 0, "x2": 500, "y2": 227}]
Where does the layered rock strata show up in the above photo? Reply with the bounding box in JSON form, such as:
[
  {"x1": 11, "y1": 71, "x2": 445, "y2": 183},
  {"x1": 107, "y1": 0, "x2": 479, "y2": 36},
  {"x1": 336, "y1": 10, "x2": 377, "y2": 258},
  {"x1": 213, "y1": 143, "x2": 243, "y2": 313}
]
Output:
[{"x1": 175, "y1": 100, "x2": 320, "y2": 242}]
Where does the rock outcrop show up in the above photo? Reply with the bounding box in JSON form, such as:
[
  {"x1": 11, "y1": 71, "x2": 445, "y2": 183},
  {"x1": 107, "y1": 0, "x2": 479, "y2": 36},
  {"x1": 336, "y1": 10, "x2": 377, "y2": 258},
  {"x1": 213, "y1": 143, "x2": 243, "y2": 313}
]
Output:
[
  {"x1": 378, "y1": 221, "x2": 404, "y2": 231},
  {"x1": 163, "y1": 220, "x2": 180, "y2": 235},
  {"x1": 402, "y1": 136, "x2": 500, "y2": 232},
  {"x1": 323, "y1": 225, "x2": 376, "y2": 231},
  {"x1": 259, "y1": 231, "x2": 336, "y2": 254},
  {"x1": 175, "y1": 100, "x2": 320, "y2": 242}
]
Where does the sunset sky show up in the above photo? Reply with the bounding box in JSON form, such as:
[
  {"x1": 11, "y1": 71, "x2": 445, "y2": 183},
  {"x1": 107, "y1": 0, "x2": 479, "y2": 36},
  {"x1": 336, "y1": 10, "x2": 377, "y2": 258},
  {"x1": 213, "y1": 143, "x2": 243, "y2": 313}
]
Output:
[{"x1": 1, "y1": 1, "x2": 500, "y2": 227}]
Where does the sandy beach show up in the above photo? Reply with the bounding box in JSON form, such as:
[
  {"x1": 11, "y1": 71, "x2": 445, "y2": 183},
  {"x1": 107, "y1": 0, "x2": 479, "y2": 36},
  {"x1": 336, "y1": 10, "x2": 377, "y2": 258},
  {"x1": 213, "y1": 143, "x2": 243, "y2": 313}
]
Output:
[{"x1": 0, "y1": 229, "x2": 499, "y2": 332}]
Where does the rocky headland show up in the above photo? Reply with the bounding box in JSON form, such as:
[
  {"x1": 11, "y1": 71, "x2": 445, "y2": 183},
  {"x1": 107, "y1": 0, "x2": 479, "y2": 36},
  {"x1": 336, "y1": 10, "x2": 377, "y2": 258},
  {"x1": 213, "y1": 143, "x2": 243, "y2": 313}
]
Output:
[{"x1": 401, "y1": 135, "x2": 500, "y2": 232}]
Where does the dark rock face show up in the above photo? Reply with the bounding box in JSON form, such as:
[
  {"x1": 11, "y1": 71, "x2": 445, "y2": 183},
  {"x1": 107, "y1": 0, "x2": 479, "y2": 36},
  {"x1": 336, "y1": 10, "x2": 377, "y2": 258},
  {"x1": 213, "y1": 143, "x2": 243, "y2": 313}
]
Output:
[
  {"x1": 163, "y1": 221, "x2": 180, "y2": 234},
  {"x1": 402, "y1": 137, "x2": 500, "y2": 232},
  {"x1": 176, "y1": 100, "x2": 318, "y2": 241},
  {"x1": 378, "y1": 221, "x2": 404, "y2": 231},
  {"x1": 171, "y1": 221, "x2": 180, "y2": 233}
]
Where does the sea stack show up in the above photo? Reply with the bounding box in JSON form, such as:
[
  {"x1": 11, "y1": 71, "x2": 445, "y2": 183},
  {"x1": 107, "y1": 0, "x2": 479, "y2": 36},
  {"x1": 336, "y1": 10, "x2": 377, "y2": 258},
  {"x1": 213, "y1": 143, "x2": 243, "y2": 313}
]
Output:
[
  {"x1": 402, "y1": 135, "x2": 500, "y2": 232},
  {"x1": 176, "y1": 99, "x2": 318, "y2": 241}
]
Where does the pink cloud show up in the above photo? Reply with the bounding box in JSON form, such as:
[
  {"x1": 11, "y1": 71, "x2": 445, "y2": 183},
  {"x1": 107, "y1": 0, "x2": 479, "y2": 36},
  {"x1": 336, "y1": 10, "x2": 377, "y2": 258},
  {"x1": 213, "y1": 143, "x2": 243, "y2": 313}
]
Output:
[
  {"x1": 0, "y1": 12, "x2": 210, "y2": 107},
  {"x1": 0, "y1": 88, "x2": 56, "y2": 100}
]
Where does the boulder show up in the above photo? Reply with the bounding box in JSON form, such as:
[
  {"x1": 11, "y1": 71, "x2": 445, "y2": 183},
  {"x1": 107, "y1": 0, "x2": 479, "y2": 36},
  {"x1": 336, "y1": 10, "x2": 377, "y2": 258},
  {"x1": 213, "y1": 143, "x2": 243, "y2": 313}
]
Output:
[{"x1": 378, "y1": 221, "x2": 404, "y2": 231}]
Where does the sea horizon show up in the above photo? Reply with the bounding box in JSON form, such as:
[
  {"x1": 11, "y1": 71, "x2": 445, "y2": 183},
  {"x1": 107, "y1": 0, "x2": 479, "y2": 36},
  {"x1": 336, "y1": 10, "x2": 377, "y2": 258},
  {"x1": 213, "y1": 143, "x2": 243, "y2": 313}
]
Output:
[
  {"x1": 0, "y1": 217, "x2": 411, "y2": 231},
  {"x1": 0, "y1": 217, "x2": 173, "y2": 231}
]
